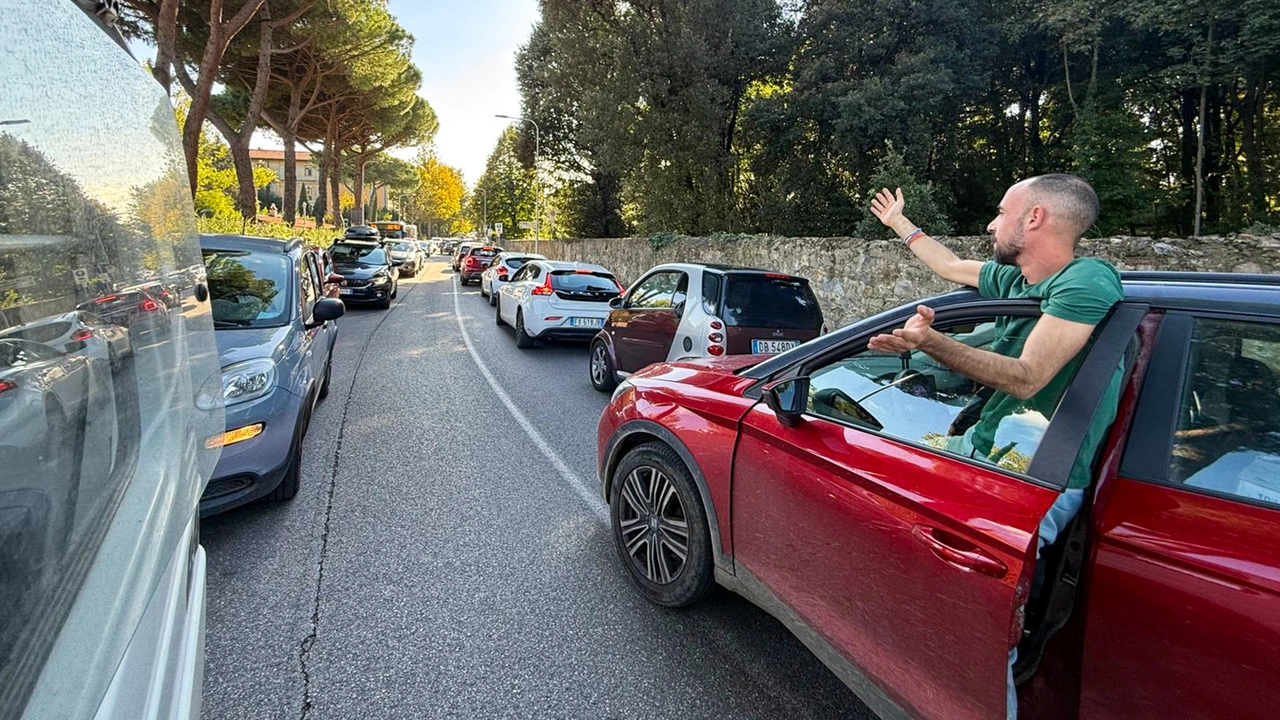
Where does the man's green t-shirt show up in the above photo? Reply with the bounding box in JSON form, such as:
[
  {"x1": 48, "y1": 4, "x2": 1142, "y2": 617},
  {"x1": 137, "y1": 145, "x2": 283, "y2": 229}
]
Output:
[{"x1": 972, "y1": 257, "x2": 1125, "y2": 489}]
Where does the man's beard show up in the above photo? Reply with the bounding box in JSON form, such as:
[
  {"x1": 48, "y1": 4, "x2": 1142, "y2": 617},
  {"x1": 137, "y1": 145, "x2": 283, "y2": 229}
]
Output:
[{"x1": 993, "y1": 226, "x2": 1024, "y2": 266}]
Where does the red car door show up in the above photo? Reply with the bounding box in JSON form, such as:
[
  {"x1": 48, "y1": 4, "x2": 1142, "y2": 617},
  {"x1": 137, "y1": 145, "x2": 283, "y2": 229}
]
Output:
[
  {"x1": 730, "y1": 306, "x2": 1139, "y2": 720},
  {"x1": 614, "y1": 270, "x2": 685, "y2": 373},
  {"x1": 1080, "y1": 312, "x2": 1280, "y2": 720}
]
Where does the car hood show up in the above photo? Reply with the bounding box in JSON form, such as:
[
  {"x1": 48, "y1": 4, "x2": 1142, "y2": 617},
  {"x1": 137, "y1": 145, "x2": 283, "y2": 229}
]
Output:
[
  {"x1": 632, "y1": 354, "x2": 765, "y2": 396},
  {"x1": 215, "y1": 324, "x2": 292, "y2": 367},
  {"x1": 333, "y1": 263, "x2": 387, "y2": 279}
]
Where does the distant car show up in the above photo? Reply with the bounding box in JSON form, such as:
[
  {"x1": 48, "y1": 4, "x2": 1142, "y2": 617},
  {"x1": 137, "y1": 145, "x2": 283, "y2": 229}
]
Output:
[
  {"x1": 458, "y1": 245, "x2": 503, "y2": 286},
  {"x1": 343, "y1": 225, "x2": 381, "y2": 242},
  {"x1": 414, "y1": 240, "x2": 432, "y2": 258},
  {"x1": 589, "y1": 264, "x2": 824, "y2": 392},
  {"x1": 0, "y1": 310, "x2": 131, "y2": 370},
  {"x1": 385, "y1": 240, "x2": 424, "y2": 277},
  {"x1": 198, "y1": 234, "x2": 344, "y2": 516},
  {"x1": 495, "y1": 260, "x2": 622, "y2": 349},
  {"x1": 329, "y1": 240, "x2": 399, "y2": 309},
  {"x1": 127, "y1": 280, "x2": 180, "y2": 309},
  {"x1": 451, "y1": 242, "x2": 477, "y2": 272},
  {"x1": 77, "y1": 287, "x2": 170, "y2": 339},
  {"x1": 480, "y1": 252, "x2": 545, "y2": 305}
]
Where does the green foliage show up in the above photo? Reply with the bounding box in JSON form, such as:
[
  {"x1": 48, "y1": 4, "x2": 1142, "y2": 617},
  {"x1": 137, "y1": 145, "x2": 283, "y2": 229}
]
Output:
[
  {"x1": 648, "y1": 231, "x2": 686, "y2": 251},
  {"x1": 854, "y1": 142, "x2": 953, "y2": 239},
  {"x1": 472, "y1": 128, "x2": 538, "y2": 239},
  {"x1": 196, "y1": 216, "x2": 337, "y2": 247}
]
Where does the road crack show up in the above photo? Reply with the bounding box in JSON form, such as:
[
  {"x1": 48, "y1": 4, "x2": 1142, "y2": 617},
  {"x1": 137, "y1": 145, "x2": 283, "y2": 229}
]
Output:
[{"x1": 298, "y1": 281, "x2": 420, "y2": 720}]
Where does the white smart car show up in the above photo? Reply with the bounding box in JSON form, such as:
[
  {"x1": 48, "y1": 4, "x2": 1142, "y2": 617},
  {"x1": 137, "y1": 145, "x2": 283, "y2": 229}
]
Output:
[
  {"x1": 480, "y1": 252, "x2": 546, "y2": 305},
  {"x1": 495, "y1": 260, "x2": 622, "y2": 348}
]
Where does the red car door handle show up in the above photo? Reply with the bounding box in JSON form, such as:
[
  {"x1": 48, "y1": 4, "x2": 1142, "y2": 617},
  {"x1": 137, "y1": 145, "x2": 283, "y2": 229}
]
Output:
[{"x1": 912, "y1": 525, "x2": 1008, "y2": 579}]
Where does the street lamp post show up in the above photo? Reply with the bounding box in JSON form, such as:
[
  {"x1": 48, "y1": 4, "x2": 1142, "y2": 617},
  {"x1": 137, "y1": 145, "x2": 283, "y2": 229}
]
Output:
[
  {"x1": 476, "y1": 187, "x2": 489, "y2": 240},
  {"x1": 495, "y1": 114, "x2": 541, "y2": 253}
]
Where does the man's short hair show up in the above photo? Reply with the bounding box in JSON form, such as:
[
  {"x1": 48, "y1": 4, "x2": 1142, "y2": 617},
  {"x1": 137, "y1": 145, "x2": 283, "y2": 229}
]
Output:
[{"x1": 1025, "y1": 174, "x2": 1099, "y2": 241}]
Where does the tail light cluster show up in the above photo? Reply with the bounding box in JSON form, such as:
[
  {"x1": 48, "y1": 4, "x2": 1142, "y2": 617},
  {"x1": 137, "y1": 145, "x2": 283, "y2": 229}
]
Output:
[
  {"x1": 497, "y1": 268, "x2": 508, "y2": 280},
  {"x1": 69, "y1": 329, "x2": 93, "y2": 342},
  {"x1": 465, "y1": 256, "x2": 479, "y2": 266},
  {"x1": 708, "y1": 320, "x2": 725, "y2": 356},
  {"x1": 0, "y1": 379, "x2": 16, "y2": 394},
  {"x1": 140, "y1": 299, "x2": 161, "y2": 312},
  {"x1": 531, "y1": 274, "x2": 555, "y2": 296}
]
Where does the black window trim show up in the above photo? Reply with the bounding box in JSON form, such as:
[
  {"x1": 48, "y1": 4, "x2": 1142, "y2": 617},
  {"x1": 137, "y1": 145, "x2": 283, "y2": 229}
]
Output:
[
  {"x1": 1118, "y1": 308, "x2": 1280, "y2": 513},
  {"x1": 626, "y1": 269, "x2": 686, "y2": 311},
  {"x1": 750, "y1": 299, "x2": 1146, "y2": 492}
]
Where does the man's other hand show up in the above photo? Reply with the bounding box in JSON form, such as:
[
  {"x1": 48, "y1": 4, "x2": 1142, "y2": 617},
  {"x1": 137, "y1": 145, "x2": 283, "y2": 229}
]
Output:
[
  {"x1": 871, "y1": 187, "x2": 907, "y2": 230},
  {"x1": 868, "y1": 305, "x2": 935, "y2": 353}
]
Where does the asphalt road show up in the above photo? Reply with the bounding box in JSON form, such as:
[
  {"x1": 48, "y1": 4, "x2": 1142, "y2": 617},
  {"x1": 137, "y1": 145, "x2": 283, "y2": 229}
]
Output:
[{"x1": 200, "y1": 258, "x2": 874, "y2": 720}]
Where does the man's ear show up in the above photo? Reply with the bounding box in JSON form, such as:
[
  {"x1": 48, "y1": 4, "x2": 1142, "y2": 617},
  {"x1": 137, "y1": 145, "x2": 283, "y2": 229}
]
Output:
[{"x1": 1025, "y1": 205, "x2": 1047, "y2": 230}]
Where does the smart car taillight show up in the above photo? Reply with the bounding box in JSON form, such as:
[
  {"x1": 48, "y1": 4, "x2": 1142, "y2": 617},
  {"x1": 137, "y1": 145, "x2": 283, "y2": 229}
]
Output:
[
  {"x1": 709, "y1": 320, "x2": 724, "y2": 330},
  {"x1": 708, "y1": 332, "x2": 723, "y2": 343},
  {"x1": 708, "y1": 345, "x2": 725, "y2": 356}
]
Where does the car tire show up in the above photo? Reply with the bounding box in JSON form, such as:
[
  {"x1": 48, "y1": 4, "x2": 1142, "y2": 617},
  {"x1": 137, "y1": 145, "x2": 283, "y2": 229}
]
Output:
[
  {"x1": 488, "y1": 289, "x2": 497, "y2": 307},
  {"x1": 610, "y1": 442, "x2": 714, "y2": 607},
  {"x1": 267, "y1": 412, "x2": 306, "y2": 502},
  {"x1": 590, "y1": 340, "x2": 618, "y2": 392},
  {"x1": 514, "y1": 309, "x2": 537, "y2": 349},
  {"x1": 391, "y1": 283, "x2": 399, "y2": 299},
  {"x1": 377, "y1": 295, "x2": 392, "y2": 310},
  {"x1": 317, "y1": 353, "x2": 333, "y2": 400},
  {"x1": 495, "y1": 297, "x2": 505, "y2": 326}
]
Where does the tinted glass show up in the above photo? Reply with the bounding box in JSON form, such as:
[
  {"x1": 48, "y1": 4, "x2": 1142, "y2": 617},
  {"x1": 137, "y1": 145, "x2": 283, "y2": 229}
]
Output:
[
  {"x1": 506, "y1": 257, "x2": 531, "y2": 269},
  {"x1": 0, "y1": 1, "x2": 222, "y2": 715},
  {"x1": 722, "y1": 275, "x2": 822, "y2": 329},
  {"x1": 806, "y1": 319, "x2": 1050, "y2": 475},
  {"x1": 702, "y1": 272, "x2": 722, "y2": 315},
  {"x1": 1172, "y1": 318, "x2": 1280, "y2": 508},
  {"x1": 203, "y1": 250, "x2": 292, "y2": 327},
  {"x1": 551, "y1": 271, "x2": 620, "y2": 295},
  {"x1": 330, "y1": 243, "x2": 387, "y2": 265},
  {"x1": 470, "y1": 248, "x2": 498, "y2": 258}
]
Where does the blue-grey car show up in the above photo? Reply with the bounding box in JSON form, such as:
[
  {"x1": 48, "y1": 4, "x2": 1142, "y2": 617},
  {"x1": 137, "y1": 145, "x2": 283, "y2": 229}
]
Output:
[{"x1": 198, "y1": 234, "x2": 345, "y2": 516}]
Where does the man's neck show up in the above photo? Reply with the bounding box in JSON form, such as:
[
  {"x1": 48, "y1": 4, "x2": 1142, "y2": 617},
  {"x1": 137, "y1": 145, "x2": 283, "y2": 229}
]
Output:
[{"x1": 1019, "y1": 251, "x2": 1074, "y2": 284}]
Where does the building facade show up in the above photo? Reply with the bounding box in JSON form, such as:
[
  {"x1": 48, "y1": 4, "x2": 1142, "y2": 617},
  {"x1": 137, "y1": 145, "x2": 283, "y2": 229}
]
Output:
[{"x1": 250, "y1": 149, "x2": 389, "y2": 217}]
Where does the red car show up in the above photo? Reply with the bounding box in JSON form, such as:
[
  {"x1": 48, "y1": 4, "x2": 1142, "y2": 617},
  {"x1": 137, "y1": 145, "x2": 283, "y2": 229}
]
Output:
[
  {"x1": 597, "y1": 272, "x2": 1280, "y2": 720},
  {"x1": 458, "y1": 245, "x2": 503, "y2": 286}
]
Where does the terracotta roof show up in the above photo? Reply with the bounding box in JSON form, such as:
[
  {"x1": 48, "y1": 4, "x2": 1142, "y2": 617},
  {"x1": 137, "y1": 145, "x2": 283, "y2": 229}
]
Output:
[{"x1": 249, "y1": 148, "x2": 314, "y2": 162}]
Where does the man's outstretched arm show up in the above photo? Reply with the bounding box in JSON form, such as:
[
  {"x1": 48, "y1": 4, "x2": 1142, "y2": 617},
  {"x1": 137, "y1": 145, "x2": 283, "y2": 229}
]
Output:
[
  {"x1": 868, "y1": 305, "x2": 1097, "y2": 400},
  {"x1": 871, "y1": 188, "x2": 983, "y2": 288}
]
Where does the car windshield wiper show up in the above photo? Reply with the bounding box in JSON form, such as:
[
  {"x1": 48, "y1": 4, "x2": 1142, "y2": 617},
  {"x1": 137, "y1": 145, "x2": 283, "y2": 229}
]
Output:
[{"x1": 213, "y1": 319, "x2": 252, "y2": 328}]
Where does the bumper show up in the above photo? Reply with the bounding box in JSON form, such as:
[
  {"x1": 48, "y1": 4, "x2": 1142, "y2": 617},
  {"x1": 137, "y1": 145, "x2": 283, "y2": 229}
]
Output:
[
  {"x1": 337, "y1": 284, "x2": 392, "y2": 304},
  {"x1": 200, "y1": 388, "x2": 305, "y2": 516},
  {"x1": 526, "y1": 312, "x2": 610, "y2": 341},
  {"x1": 460, "y1": 268, "x2": 488, "y2": 281}
]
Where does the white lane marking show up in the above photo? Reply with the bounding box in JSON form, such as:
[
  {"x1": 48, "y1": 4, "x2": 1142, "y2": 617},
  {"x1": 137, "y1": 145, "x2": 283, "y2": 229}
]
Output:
[{"x1": 453, "y1": 285, "x2": 609, "y2": 525}]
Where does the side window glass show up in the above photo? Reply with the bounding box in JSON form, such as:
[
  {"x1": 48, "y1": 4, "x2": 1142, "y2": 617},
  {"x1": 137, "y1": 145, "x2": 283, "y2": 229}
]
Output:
[
  {"x1": 1171, "y1": 318, "x2": 1280, "y2": 508},
  {"x1": 806, "y1": 318, "x2": 1051, "y2": 475},
  {"x1": 630, "y1": 272, "x2": 680, "y2": 309},
  {"x1": 702, "y1": 272, "x2": 722, "y2": 315},
  {"x1": 299, "y1": 255, "x2": 317, "y2": 314}
]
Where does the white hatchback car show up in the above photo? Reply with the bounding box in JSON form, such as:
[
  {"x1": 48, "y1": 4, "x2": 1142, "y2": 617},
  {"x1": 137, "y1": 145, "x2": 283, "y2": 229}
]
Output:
[
  {"x1": 480, "y1": 252, "x2": 546, "y2": 305},
  {"x1": 495, "y1": 260, "x2": 622, "y2": 348}
]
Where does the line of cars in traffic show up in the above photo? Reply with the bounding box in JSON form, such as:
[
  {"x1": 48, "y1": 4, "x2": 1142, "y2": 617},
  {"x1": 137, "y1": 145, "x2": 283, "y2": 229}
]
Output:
[{"x1": 457, "y1": 247, "x2": 828, "y2": 392}]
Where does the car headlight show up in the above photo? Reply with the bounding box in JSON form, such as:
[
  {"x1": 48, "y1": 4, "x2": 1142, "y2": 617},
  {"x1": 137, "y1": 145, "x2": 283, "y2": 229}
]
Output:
[
  {"x1": 202, "y1": 358, "x2": 277, "y2": 409},
  {"x1": 611, "y1": 379, "x2": 634, "y2": 403},
  {"x1": 371, "y1": 274, "x2": 391, "y2": 285}
]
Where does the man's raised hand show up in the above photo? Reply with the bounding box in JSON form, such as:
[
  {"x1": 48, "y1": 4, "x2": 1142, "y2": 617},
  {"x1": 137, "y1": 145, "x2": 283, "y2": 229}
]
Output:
[
  {"x1": 870, "y1": 187, "x2": 906, "y2": 230},
  {"x1": 867, "y1": 305, "x2": 936, "y2": 354}
]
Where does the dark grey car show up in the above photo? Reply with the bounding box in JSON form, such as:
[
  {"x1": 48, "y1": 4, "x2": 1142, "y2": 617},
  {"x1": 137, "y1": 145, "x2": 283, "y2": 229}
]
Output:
[{"x1": 198, "y1": 234, "x2": 344, "y2": 516}]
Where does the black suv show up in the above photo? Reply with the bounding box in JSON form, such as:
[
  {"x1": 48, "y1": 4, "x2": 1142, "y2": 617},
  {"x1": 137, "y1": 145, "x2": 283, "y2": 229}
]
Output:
[{"x1": 329, "y1": 240, "x2": 399, "y2": 309}]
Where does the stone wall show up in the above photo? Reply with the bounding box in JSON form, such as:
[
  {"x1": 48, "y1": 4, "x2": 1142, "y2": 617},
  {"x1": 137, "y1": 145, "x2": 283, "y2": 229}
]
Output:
[{"x1": 502, "y1": 233, "x2": 1280, "y2": 328}]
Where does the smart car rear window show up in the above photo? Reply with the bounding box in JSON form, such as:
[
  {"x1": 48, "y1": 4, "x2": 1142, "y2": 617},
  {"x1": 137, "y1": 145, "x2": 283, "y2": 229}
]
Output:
[{"x1": 722, "y1": 275, "x2": 822, "y2": 330}]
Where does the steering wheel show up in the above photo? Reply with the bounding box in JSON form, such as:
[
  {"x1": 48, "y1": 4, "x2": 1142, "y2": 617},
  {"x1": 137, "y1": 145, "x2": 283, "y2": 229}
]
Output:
[{"x1": 893, "y1": 368, "x2": 935, "y2": 398}]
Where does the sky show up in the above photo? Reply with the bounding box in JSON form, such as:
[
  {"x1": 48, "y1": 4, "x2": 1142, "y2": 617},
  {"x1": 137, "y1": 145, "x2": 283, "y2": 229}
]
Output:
[{"x1": 385, "y1": 0, "x2": 541, "y2": 185}]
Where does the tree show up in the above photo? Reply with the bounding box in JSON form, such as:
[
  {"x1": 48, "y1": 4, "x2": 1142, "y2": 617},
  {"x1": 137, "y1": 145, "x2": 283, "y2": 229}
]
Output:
[
  {"x1": 473, "y1": 128, "x2": 537, "y2": 239},
  {"x1": 415, "y1": 153, "x2": 467, "y2": 236}
]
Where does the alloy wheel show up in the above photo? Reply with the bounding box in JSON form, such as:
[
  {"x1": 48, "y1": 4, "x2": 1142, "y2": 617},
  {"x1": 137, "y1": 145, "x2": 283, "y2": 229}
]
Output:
[
  {"x1": 618, "y1": 466, "x2": 690, "y2": 585},
  {"x1": 591, "y1": 345, "x2": 608, "y2": 385}
]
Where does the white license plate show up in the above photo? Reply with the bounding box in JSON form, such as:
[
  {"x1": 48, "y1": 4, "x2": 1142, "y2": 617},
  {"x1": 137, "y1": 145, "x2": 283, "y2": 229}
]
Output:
[
  {"x1": 752, "y1": 339, "x2": 798, "y2": 354},
  {"x1": 569, "y1": 317, "x2": 604, "y2": 328},
  {"x1": 339, "y1": 288, "x2": 355, "y2": 295}
]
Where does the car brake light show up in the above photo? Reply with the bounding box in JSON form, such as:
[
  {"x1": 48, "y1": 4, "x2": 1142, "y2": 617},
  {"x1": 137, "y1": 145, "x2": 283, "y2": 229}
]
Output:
[
  {"x1": 0, "y1": 380, "x2": 16, "y2": 394},
  {"x1": 69, "y1": 329, "x2": 93, "y2": 341},
  {"x1": 575, "y1": 269, "x2": 593, "y2": 274},
  {"x1": 498, "y1": 269, "x2": 508, "y2": 279},
  {"x1": 545, "y1": 316, "x2": 562, "y2": 321},
  {"x1": 708, "y1": 332, "x2": 723, "y2": 343},
  {"x1": 708, "y1": 345, "x2": 725, "y2": 356},
  {"x1": 141, "y1": 299, "x2": 160, "y2": 312},
  {"x1": 710, "y1": 320, "x2": 724, "y2": 330},
  {"x1": 531, "y1": 275, "x2": 554, "y2": 296},
  {"x1": 765, "y1": 273, "x2": 789, "y2": 279},
  {"x1": 94, "y1": 295, "x2": 118, "y2": 304}
]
